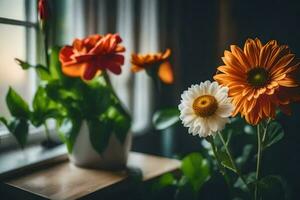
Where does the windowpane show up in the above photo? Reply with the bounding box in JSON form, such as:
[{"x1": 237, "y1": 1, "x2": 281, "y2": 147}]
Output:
[
  {"x1": 0, "y1": 24, "x2": 33, "y2": 123},
  {"x1": 0, "y1": 0, "x2": 26, "y2": 21}
]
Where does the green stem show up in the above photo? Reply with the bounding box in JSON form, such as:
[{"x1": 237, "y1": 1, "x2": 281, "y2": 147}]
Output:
[
  {"x1": 44, "y1": 122, "x2": 51, "y2": 141},
  {"x1": 102, "y1": 72, "x2": 130, "y2": 118},
  {"x1": 208, "y1": 137, "x2": 227, "y2": 175},
  {"x1": 43, "y1": 27, "x2": 49, "y2": 68},
  {"x1": 218, "y1": 132, "x2": 250, "y2": 192},
  {"x1": 207, "y1": 137, "x2": 232, "y2": 194},
  {"x1": 262, "y1": 118, "x2": 271, "y2": 143},
  {"x1": 255, "y1": 122, "x2": 265, "y2": 200},
  {"x1": 102, "y1": 72, "x2": 119, "y2": 101}
]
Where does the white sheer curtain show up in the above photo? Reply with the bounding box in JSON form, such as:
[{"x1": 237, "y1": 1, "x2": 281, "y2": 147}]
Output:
[
  {"x1": 111, "y1": 0, "x2": 135, "y2": 111},
  {"x1": 131, "y1": 0, "x2": 158, "y2": 134}
]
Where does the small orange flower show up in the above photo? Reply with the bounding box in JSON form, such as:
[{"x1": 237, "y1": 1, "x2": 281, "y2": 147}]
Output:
[
  {"x1": 59, "y1": 34, "x2": 125, "y2": 80},
  {"x1": 131, "y1": 49, "x2": 174, "y2": 84},
  {"x1": 214, "y1": 38, "x2": 300, "y2": 125}
]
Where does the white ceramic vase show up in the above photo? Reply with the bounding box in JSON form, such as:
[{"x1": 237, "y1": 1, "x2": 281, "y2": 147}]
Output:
[{"x1": 69, "y1": 121, "x2": 132, "y2": 170}]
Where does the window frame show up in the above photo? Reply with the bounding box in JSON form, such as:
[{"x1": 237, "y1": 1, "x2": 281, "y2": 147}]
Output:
[{"x1": 0, "y1": 0, "x2": 58, "y2": 150}]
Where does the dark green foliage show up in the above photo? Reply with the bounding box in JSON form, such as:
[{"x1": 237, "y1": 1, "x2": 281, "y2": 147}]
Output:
[
  {"x1": 57, "y1": 117, "x2": 82, "y2": 153},
  {"x1": 6, "y1": 87, "x2": 30, "y2": 119},
  {"x1": 153, "y1": 107, "x2": 180, "y2": 130},
  {"x1": 150, "y1": 152, "x2": 211, "y2": 200}
]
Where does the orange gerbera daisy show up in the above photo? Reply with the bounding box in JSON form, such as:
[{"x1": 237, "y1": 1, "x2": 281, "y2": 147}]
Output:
[
  {"x1": 59, "y1": 33, "x2": 125, "y2": 80},
  {"x1": 214, "y1": 38, "x2": 300, "y2": 125},
  {"x1": 131, "y1": 49, "x2": 174, "y2": 84}
]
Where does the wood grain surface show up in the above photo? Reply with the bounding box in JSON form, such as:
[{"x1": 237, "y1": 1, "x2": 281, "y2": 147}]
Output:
[{"x1": 5, "y1": 152, "x2": 181, "y2": 200}]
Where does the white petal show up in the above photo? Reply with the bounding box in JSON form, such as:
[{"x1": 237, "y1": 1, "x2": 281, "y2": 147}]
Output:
[
  {"x1": 180, "y1": 114, "x2": 196, "y2": 126},
  {"x1": 187, "y1": 89, "x2": 198, "y2": 99},
  {"x1": 206, "y1": 115, "x2": 228, "y2": 134},
  {"x1": 181, "y1": 107, "x2": 194, "y2": 115},
  {"x1": 216, "y1": 104, "x2": 234, "y2": 117},
  {"x1": 207, "y1": 116, "x2": 219, "y2": 132},
  {"x1": 181, "y1": 91, "x2": 191, "y2": 101},
  {"x1": 215, "y1": 91, "x2": 227, "y2": 102},
  {"x1": 201, "y1": 81, "x2": 211, "y2": 94},
  {"x1": 188, "y1": 126, "x2": 196, "y2": 134},
  {"x1": 178, "y1": 103, "x2": 185, "y2": 111},
  {"x1": 192, "y1": 125, "x2": 200, "y2": 136},
  {"x1": 208, "y1": 81, "x2": 219, "y2": 95},
  {"x1": 199, "y1": 118, "x2": 209, "y2": 137},
  {"x1": 203, "y1": 80, "x2": 211, "y2": 87}
]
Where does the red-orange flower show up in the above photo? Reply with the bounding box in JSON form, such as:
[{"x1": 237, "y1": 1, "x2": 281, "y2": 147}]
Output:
[
  {"x1": 214, "y1": 38, "x2": 300, "y2": 125},
  {"x1": 131, "y1": 49, "x2": 174, "y2": 84},
  {"x1": 59, "y1": 34, "x2": 125, "y2": 80}
]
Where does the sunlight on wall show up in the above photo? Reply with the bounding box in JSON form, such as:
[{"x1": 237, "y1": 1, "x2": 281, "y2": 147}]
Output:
[
  {"x1": 0, "y1": 0, "x2": 25, "y2": 21},
  {"x1": 0, "y1": 25, "x2": 28, "y2": 117}
]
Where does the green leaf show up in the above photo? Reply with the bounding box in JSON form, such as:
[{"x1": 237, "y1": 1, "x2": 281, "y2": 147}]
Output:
[
  {"x1": 153, "y1": 173, "x2": 177, "y2": 191},
  {"x1": 114, "y1": 114, "x2": 131, "y2": 144},
  {"x1": 0, "y1": 117, "x2": 8, "y2": 126},
  {"x1": 57, "y1": 118, "x2": 81, "y2": 153},
  {"x1": 8, "y1": 119, "x2": 29, "y2": 148},
  {"x1": 262, "y1": 121, "x2": 284, "y2": 150},
  {"x1": 6, "y1": 87, "x2": 30, "y2": 119},
  {"x1": 31, "y1": 86, "x2": 65, "y2": 126},
  {"x1": 159, "y1": 173, "x2": 176, "y2": 186},
  {"x1": 153, "y1": 107, "x2": 180, "y2": 130},
  {"x1": 33, "y1": 87, "x2": 50, "y2": 112},
  {"x1": 218, "y1": 150, "x2": 237, "y2": 173},
  {"x1": 45, "y1": 80, "x2": 84, "y2": 115},
  {"x1": 258, "y1": 175, "x2": 289, "y2": 199},
  {"x1": 15, "y1": 58, "x2": 51, "y2": 80},
  {"x1": 88, "y1": 118, "x2": 112, "y2": 154},
  {"x1": 126, "y1": 166, "x2": 143, "y2": 186},
  {"x1": 234, "y1": 172, "x2": 256, "y2": 192},
  {"x1": 104, "y1": 105, "x2": 131, "y2": 144},
  {"x1": 49, "y1": 47, "x2": 63, "y2": 80},
  {"x1": 181, "y1": 152, "x2": 210, "y2": 191},
  {"x1": 82, "y1": 81, "x2": 112, "y2": 117}
]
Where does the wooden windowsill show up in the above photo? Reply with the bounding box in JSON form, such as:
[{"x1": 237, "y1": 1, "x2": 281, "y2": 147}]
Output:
[{"x1": 3, "y1": 152, "x2": 181, "y2": 200}]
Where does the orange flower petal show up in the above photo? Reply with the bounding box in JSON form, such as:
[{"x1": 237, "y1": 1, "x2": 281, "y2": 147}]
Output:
[
  {"x1": 131, "y1": 64, "x2": 143, "y2": 72},
  {"x1": 278, "y1": 78, "x2": 298, "y2": 87},
  {"x1": 62, "y1": 63, "x2": 86, "y2": 77},
  {"x1": 162, "y1": 49, "x2": 171, "y2": 59},
  {"x1": 158, "y1": 61, "x2": 174, "y2": 84},
  {"x1": 230, "y1": 45, "x2": 251, "y2": 69},
  {"x1": 59, "y1": 33, "x2": 125, "y2": 80}
]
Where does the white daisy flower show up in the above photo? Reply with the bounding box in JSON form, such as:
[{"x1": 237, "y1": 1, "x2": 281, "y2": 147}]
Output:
[{"x1": 178, "y1": 80, "x2": 234, "y2": 137}]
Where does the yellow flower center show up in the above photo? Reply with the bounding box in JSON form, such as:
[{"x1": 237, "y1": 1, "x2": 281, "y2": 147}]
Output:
[
  {"x1": 192, "y1": 95, "x2": 218, "y2": 117},
  {"x1": 247, "y1": 67, "x2": 269, "y2": 87}
]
